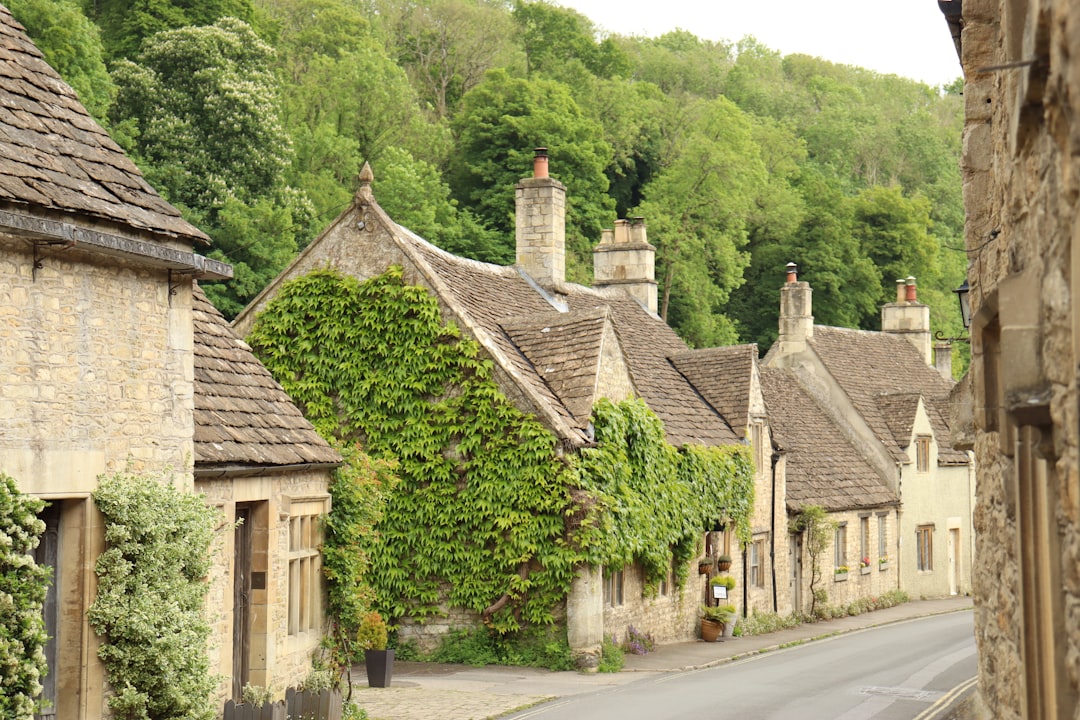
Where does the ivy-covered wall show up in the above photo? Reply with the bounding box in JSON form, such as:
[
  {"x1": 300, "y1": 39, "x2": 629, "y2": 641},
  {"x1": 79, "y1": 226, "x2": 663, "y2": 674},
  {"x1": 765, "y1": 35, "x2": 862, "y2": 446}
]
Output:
[{"x1": 248, "y1": 268, "x2": 754, "y2": 637}]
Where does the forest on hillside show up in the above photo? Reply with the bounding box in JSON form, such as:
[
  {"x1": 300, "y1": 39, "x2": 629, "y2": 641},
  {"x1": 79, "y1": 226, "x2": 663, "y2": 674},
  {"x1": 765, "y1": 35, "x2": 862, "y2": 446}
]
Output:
[{"x1": 10, "y1": 0, "x2": 969, "y2": 351}]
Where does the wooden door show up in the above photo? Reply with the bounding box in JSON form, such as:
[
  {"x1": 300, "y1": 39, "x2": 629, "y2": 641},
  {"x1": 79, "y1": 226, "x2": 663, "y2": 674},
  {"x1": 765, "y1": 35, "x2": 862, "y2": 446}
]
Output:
[
  {"x1": 232, "y1": 505, "x2": 252, "y2": 701},
  {"x1": 34, "y1": 503, "x2": 60, "y2": 720},
  {"x1": 789, "y1": 533, "x2": 802, "y2": 616}
]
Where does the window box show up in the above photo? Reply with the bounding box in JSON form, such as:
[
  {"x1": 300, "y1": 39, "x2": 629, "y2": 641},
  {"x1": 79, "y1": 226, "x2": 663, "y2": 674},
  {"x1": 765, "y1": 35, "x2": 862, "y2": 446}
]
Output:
[
  {"x1": 834, "y1": 566, "x2": 849, "y2": 582},
  {"x1": 861, "y1": 565, "x2": 872, "y2": 575}
]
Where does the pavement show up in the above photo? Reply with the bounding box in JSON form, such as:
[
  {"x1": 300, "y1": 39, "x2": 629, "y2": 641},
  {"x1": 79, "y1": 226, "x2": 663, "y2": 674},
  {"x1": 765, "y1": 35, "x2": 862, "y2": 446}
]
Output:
[{"x1": 348, "y1": 596, "x2": 974, "y2": 720}]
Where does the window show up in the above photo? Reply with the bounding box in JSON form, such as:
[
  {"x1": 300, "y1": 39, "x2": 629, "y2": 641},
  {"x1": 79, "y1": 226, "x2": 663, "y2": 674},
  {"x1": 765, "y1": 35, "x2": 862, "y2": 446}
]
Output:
[
  {"x1": 916, "y1": 435, "x2": 932, "y2": 473},
  {"x1": 916, "y1": 525, "x2": 934, "y2": 572},
  {"x1": 835, "y1": 523, "x2": 847, "y2": 571},
  {"x1": 750, "y1": 538, "x2": 766, "y2": 588},
  {"x1": 878, "y1": 513, "x2": 889, "y2": 567},
  {"x1": 860, "y1": 516, "x2": 871, "y2": 570},
  {"x1": 289, "y1": 508, "x2": 324, "y2": 635},
  {"x1": 604, "y1": 569, "x2": 624, "y2": 607}
]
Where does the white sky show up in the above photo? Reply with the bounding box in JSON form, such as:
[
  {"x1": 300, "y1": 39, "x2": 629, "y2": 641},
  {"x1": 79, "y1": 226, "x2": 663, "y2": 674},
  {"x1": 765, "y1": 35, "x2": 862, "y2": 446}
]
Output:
[{"x1": 556, "y1": 0, "x2": 962, "y2": 88}]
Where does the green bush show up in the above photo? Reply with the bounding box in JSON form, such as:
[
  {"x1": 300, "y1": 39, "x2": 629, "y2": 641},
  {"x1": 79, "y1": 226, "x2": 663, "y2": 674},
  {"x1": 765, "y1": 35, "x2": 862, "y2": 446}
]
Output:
[
  {"x1": 0, "y1": 473, "x2": 49, "y2": 720},
  {"x1": 429, "y1": 625, "x2": 573, "y2": 670},
  {"x1": 88, "y1": 471, "x2": 217, "y2": 720},
  {"x1": 597, "y1": 634, "x2": 624, "y2": 673}
]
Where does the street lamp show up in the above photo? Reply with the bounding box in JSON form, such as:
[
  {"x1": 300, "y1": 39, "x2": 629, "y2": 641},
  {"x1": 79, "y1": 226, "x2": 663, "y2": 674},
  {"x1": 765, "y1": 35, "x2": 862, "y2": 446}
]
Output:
[{"x1": 954, "y1": 279, "x2": 971, "y2": 329}]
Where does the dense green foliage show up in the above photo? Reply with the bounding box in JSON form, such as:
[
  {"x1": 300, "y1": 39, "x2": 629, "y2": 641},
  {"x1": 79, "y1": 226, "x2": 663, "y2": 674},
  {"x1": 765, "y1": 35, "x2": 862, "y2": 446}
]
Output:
[
  {"x1": 0, "y1": 474, "x2": 49, "y2": 720},
  {"x1": 571, "y1": 399, "x2": 754, "y2": 592},
  {"x1": 427, "y1": 625, "x2": 573, "y2": 669},
  {"x1": 88, "y1": 472, "x2": 217, "y2": 720},
  {"x1": 322, "y1": 448, "x2": 395, "y2": 681},
  {"x1": 247, "y1": 268, "x2": 580, "y2": 632},
  {"x1": 20, "y1": 0, "x2": 967, "y2": 340},
  {"x1": 248, "y1": 268, "x2": 754, "y2": 632}
]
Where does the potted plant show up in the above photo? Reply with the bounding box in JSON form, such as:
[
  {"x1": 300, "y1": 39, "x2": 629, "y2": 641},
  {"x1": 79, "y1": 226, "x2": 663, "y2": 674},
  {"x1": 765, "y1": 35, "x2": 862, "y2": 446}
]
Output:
[
  {"x1": 358, "y1": 611, "x2": 393, "y2": 688},
  {"x1": 717, "y1": 554, "x2": 732, "y2": 571},
  {"x1": 701, "y1": 604, "x2": 735, "y2": 642}
]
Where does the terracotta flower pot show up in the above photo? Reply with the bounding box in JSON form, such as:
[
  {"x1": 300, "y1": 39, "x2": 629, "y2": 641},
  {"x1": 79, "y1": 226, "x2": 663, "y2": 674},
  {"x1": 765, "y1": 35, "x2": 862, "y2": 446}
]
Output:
[{"x1": 700, "y1": 618, "x2": 723, "y2": 642}]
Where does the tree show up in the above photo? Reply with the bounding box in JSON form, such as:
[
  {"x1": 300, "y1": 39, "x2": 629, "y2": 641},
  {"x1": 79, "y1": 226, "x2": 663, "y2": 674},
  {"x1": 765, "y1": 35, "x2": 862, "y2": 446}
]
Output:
[
  {"x1": 449, "y1": 69, "x2": 614, "y2": 277},
  {"x1": 633, "y1": 96, "x2": 767, "y2": 346},
  {"x1": 109, "y1": 18, "x2": 310, "y2": 315},
  {"x1": 513, "y1": 0, "x2": 629, "y2": 80},
  {"x1": 7, "y1": 0, "x2": 114, "y2": 119},
  {"x1": 378, "y1": 0, "x2": 518, "y2": 119},
  {"x1": 791, "y1": 504, "x2": 835, "y2": 618},
  {"x1": 374, "y1": 147, "x2": 509, "y2": 263},
  {"x1": 90, "y1": 0, "x2": 255, "y2": 60}
]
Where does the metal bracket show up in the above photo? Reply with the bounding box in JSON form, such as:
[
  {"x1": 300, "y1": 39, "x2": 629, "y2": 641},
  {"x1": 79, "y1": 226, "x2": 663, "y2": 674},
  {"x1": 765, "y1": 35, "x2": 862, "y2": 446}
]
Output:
[
  {"x1": 167, "y1": 268, "x2": 203, "y2": 306},
  {"x1": 934, "y1": 330, "x2": 970, "y2": 344},
  {"x1": 32, "y1": 239, "x2": 75, "y2": 281}
]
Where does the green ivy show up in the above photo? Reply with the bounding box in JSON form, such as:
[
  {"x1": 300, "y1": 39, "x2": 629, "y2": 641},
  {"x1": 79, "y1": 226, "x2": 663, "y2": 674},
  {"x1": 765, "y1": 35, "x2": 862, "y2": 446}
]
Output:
[
  {"x1": 0, "y1": 473, "x2": 49, "y2": 720},
  {"x1": 248, "y1": 268, "x2": 580, "y2": 633},
  {"x1": 88, "y1": 472, "x2": 217, "y2": 720},
  {"x1": 572, "y1": 399, "x2": 755, "y2": 591},
  {"x1": 322, "y1": 447, "x2": 395, "y2": 686},
  {"x1": 247, "y1": 268, "x2": 755, "y2": 632}
]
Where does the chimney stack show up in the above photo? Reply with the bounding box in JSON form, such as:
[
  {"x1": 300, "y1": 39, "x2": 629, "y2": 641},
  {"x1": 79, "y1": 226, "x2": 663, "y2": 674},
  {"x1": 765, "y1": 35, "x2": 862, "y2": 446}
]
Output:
[
  {"x1": 515, "y1": 148, "x2": 566, "y2": 287},
  {"x1": 777, "y1": 262, "x2": 813, "y2": 351},
  {"x1": 933, "y1": 341, "x2": 953, "y2": 380},
  {"x1": 881, "y1": 275, "x2": 932, "y2": 364},
  {"x1": 593, "y1": 217, "x2": 658, "y2": 313}
]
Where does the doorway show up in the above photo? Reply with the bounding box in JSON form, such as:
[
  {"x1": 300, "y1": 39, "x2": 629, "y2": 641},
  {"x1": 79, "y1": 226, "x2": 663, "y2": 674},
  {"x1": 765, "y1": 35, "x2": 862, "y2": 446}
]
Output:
[
  {"x1": 232, "y1": 505, "x2": 253, "y2": 701},
  {"x1": 34, "y1": 502, "x2": 60, "y2": 720},
  {"x1": 789, "y1": 533, "x2": 802, "y2": 615}
]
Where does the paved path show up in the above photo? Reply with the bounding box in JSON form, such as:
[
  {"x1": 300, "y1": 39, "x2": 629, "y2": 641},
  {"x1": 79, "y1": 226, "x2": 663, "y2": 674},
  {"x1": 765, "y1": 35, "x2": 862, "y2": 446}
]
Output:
[{"x1": 348, "y1": 597, "x2": 974, "y2": 720}]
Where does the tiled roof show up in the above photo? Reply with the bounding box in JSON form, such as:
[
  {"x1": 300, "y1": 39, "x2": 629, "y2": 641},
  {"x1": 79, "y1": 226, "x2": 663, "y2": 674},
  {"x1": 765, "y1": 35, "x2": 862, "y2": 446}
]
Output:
[
  {"x1": 564, "y1": 288, "x2": 739, "y2": 447},
  {"x1": 392, "y1": 227, "x2": 738, "y2": 448},
  {"x1": 670, "y1": 344, "x2": 758, "y2": 435},
  {"x1": 193, "y1": 284, "x2": 341, "y2": 469},
  {"x1": 500, "y1": 308, "x2": 610, "y2": 427},
  {"x1": 0, "y1": 5, "x2": 207, "y2": 243},
  {"x1": 807, "y1": 326, "x2": 969, "y2": 465},
  {"x1": 761, "y1": 367, "x2": 898, "y2": 513},
  {"x1": 876, "y1": 392, "x2": 921, "y2": 446}
]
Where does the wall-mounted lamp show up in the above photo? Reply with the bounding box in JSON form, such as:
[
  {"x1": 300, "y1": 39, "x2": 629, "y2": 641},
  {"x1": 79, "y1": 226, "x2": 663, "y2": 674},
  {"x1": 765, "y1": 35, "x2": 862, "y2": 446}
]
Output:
[
  {"x1": 955, "y1": 279, "x2": 971, "y2": 329},
  {"x1": 935, "y1": 279, "x2": 971, "y2": 344}
]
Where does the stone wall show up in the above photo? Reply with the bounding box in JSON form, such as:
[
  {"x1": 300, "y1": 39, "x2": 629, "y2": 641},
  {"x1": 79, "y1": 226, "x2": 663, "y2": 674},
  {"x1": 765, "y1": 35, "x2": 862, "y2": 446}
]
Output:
[{"x1": 959, "y1": 0, "x2": 1080, "y2": 715}]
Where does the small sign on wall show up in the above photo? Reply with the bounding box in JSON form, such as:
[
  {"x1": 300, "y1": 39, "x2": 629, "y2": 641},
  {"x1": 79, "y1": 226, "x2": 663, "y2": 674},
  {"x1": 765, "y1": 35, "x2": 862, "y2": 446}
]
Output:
[{"x1": 712, "y1": 585, "x2": 727, "y2": 600}]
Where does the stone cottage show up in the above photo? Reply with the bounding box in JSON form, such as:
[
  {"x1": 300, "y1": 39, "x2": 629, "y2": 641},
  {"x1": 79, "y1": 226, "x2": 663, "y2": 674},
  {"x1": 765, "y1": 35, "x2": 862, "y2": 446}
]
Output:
[
  {"x1": 764, "y1": 266, "x2": 974, "y2": 600},
  {"x1": 0, "y1": 6, "x2": 337, "y2": 714},
  {"x1": 234, "y1": 155, "x2": 773, "y2": 653},
  {"x1": 940, "y1": 0, "x2": 1080, "y2": 715}
]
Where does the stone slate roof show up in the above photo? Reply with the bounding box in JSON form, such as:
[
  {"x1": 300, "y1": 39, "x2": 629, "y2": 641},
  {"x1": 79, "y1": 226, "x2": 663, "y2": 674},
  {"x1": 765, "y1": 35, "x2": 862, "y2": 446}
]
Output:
[
  {"x1": 0, "y1": 5, "x2": 207, "y2": 244},
  {"x1": 761, "y1": 367, "x2": 898, "y2": 513},
  {"x1": 193, "y1": 284, "x2": 341, "y2": 469},
  {"x1": 500, "y1": 308, "x2": 611, "y2": 428},
  {"x1": 877, "y1": 392, "x2": 922, "y2": 447},
  {"x1": 670, "y1": 344, "x2": 758, "y2": 435},
  {"x1": 393, "y1": 227, "x2": 738, "y2": 448},
  {"x1": 807, "y1": 326, "x2": 969, "y2": 466}
]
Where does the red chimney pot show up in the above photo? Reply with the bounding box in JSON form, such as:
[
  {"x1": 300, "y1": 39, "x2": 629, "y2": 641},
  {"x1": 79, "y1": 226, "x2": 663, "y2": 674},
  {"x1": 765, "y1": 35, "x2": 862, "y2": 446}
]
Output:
[
  {"x1": 533, "y1": 147, "x2": 549, "y2": 178},
  {"x1": 905, "y1": 276, "x2": 917, "y2": 303},
  {"x1": 785, "y1": 262, "x2": 798, "y2": 284}
]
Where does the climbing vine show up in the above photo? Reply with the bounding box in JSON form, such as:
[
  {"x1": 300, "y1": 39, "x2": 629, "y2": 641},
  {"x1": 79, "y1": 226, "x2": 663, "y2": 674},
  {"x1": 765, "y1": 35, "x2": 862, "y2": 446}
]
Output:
[
  {"x1": 88, "y1": 472, "x2": 217, "y2": 720},
  {"x1": 572, "y1": 399, "x2": 755, "y2": 591},
  {"x1": 321, "y1": 446, "x2": 396, "y2": 694},
  {"x1": 0, "y1": 473, "x2": 49, "y2": 720},
  {"x1": 248, "y1": 268, "x2": 580, "y2": 633},
  {"x1": 248, "y1": 268, "x2": 756, "y2": 631}
]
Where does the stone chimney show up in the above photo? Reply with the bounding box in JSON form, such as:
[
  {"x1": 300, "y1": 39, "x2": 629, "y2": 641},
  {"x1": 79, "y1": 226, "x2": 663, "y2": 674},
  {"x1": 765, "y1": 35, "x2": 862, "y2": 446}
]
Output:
[
  {"x1": 592, "y1": 217, "x2": 658, "y2": 313},
  {"x1": 934, "y1": 341, "x2": 953, "y2": 380},
  {"x1": 777, "y1": 262, "x2": 813, "y2": 352},
  {"x1": 515, "y1": 148, "x2": 566, "y2": 287},
  {"x1": 881, "y1": 276, "x2": 932, "y2": 364}
]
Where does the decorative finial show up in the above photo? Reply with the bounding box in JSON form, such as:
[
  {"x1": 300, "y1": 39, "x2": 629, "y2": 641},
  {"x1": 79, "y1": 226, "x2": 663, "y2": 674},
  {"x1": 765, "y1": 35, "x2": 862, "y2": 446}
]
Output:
[{"x1": 355, "y1": 161, "x2": 374, "y2": 204}]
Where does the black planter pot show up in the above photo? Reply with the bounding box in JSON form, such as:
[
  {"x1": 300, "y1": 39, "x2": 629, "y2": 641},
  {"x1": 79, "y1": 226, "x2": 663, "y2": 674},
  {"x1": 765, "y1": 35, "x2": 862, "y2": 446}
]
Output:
[{"x1": 365, "y1": 648, "x2": 395, "y2": 688}]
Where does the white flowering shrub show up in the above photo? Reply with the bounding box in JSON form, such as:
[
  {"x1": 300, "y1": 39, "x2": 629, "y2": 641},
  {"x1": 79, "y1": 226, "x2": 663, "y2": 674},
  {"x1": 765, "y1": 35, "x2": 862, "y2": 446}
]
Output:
[
  {"x1": 88, "y1": 472, "x2": 217, "y2": 720},
  {"x1": 0, "y1": 473, "x2": 49, "y2": 720}
]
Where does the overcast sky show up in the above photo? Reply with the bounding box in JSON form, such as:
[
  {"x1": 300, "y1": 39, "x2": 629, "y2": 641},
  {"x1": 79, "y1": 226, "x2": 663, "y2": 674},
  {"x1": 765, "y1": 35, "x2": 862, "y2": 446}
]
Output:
[{"x1": 556, "y1": 0, "x2": 962, "y2": 88}]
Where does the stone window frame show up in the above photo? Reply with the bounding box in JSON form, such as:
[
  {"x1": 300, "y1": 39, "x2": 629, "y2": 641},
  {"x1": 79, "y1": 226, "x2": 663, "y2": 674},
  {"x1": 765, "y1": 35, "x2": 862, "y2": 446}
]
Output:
[
  {"x1": 603, "y1": 568, "x2": 624, "y2": 607},
  {"x1": 834, "y1": 522, "x2": 847, "y2": 573},
  {"x1": 859, "y1": 514, "x2": 871, "y2": 574},
  {"x1": 749, "y1": 536, "x2": 766, "y2": 588},
  {"x1": 877, "y1": 512, "x2": 889, "y2": 569}
]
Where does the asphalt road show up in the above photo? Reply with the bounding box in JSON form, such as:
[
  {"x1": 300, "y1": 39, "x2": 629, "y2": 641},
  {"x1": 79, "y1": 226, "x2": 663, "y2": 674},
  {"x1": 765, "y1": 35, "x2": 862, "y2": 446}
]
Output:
[{"x1": 504, "y1": 612, "x2": 977, "y2": 720}]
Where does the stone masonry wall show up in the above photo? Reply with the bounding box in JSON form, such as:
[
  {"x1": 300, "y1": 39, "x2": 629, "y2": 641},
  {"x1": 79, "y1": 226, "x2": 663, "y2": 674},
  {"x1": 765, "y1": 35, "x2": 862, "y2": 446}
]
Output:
[{"x1": 960, "y1": 0, "x2": 1080, "y2": 715}]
